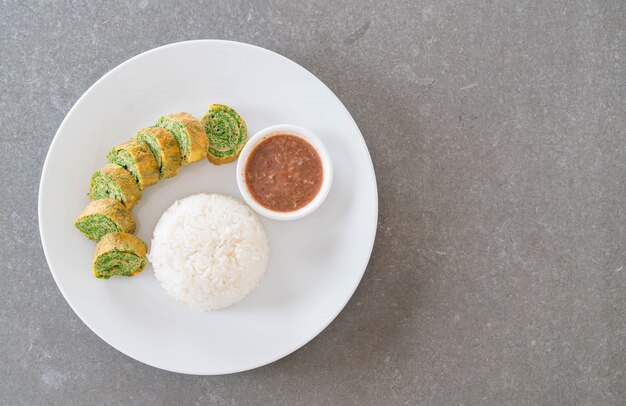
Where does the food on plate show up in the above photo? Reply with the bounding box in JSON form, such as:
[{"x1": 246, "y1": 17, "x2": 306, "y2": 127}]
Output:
[
  {"x1": 93, "y1": 232, "x2": 148, "y2": 279},
  {"x1": 107, "y1": 139, "x2": 160, "y2": 189},
  {"x1": 134, "y1": 127, "x2": 182, "y2": 179},
  {"x1": 201, "y1": 104, "x2": 248, "y2": 164},
  {"x1": 74, "y1": 198, "x2": 136, "y2": 241},
  {"x1": 155, "y1": 112, "x2": 208, "y2": 165},
  {"x1": 245, "y1": 134, "x2": 323, "y2": 212},
  {"x1": 89, "y1": 164, "x2": 141, "y2": 209},
  {"x1": 149, "y1": 193, "x2": 269, "y2": 310},
  {"x1": 75, "y1": 105, "x2": 256, "y2": 283}
]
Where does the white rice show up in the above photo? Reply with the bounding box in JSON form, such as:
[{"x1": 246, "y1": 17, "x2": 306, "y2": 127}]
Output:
[{"x1": 148, "y1": 193, "x2": 269, "y2": 310}]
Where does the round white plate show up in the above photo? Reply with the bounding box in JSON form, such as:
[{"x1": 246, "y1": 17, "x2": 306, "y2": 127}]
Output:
[{"x1": 39, "y1": 40, "x2": 377, "y2": 375}]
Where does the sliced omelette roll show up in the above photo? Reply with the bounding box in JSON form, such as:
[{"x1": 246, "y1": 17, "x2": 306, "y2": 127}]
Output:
[
  {"x1": 107, "y1": 140, "x2": 159, "y2": 189},
  {"x1": 92, "y1": 232, "x2": 147, "y2": 279},
  {"x1": 75, "y1": 199, "x2": 136, "y2": 242},
  {"x1": 134, "y1": 127, "x2": 182, "y2": 179},
  {"x1": 89, "y1": 164, "x2": 141, "y2": 209},
  {"x1": 201, "y1": 104, "x2": 248, "y2": 164},
  {"x1": 154, "y1": 112, "x2": 207, "y2": 165}
]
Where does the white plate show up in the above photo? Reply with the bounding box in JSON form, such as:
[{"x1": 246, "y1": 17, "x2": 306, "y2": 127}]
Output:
[{"x1": 38, "y1": 40, "x2": 378, "y2": 375}]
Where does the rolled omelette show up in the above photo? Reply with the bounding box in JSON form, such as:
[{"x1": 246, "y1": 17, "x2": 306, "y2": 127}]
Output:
[
  {"x1": 107, "y1": 139, "x2": 159, "y2": 189},
  {"x1": 75, "y1": 198, "x2": 136, "y2": 242},
  {"x1": 154, "y1": 112, "x2": 207, "y2": 165},
  {"x1": 92, "y1": 232, "x2": 147, "y2": 279},
  {"x1": 201, "y1": 104, "x2": 248, "y2": 164},
  {"x1": 134, "y1": 127, "x2": 182, "y2": 179},
  {"x1": 89, "y1": 164, "x2": 141, "y2": 209}
]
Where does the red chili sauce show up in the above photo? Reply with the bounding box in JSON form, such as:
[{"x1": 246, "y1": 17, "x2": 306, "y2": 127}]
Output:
[{"x1": 245, "y1": 134, "x2": 323, "y2": 212}]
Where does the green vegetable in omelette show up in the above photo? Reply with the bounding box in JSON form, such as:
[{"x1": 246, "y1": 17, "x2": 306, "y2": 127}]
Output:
[
  {"x1": 107, "y1": 139, "x2": 159, "y2": 189},
  {"x1": 89, "y1": 164, "x2": 141, "y2": 209},
  {"x1": 134, "y1": 127, "x2": 182, "y2": 179},
  {"x1": 92, "y1": 232, "x2": 147, "y2": 279},
  {"x1": 201, "y1": 104, "x2": 248, "y2": 165},
  {"x1": 154, "y1": 112, "x2": 207, "y2": 165},
  {"x1": 75, "y1": 199, "x2": 136, "y2": 242}
]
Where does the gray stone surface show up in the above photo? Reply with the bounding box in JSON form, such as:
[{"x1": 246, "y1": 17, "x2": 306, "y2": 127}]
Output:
[{"x1": 1, "y1": 0, "x2": 624, "y2": 404}]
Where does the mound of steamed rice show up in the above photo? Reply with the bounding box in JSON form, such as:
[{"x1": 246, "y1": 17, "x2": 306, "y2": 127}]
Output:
[{"x1": 149, "y1": 193, "x2": 269, "y2": 310}]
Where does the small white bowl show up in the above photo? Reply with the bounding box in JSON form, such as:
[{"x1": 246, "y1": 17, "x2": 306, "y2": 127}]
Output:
[{"x1": 236, "y1": 124, "x2": 333, "y2": 221}]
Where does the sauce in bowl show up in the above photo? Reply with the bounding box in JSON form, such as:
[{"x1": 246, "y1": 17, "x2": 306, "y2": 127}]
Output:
[{"x1": 244, "y1": 134, "x2": 323, "y2": 212}]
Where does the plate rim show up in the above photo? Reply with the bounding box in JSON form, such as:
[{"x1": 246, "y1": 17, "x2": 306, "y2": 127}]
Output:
[{"x1": 38, "y1": 39, "x2": 378, "y2": 375}]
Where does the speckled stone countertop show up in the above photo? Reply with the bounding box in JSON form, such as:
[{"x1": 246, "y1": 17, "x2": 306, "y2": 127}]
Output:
[{"x1": 1, "y1": 1, "x2": 624, "y2": 404}]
